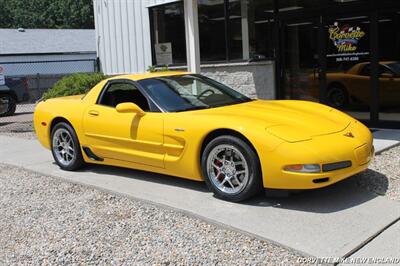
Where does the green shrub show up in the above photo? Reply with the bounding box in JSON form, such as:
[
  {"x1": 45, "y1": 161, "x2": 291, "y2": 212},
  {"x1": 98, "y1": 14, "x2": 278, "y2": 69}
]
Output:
[
  {"x1": 42, "y1": 72, "x2": 107, "y2": 100},
  {"x1": 147, "y1": 65, "x2": 170, "y2": 73}
]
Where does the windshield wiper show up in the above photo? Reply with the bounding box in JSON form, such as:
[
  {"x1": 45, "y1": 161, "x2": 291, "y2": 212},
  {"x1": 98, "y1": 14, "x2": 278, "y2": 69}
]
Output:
[{"x1": 175, "y1": 106, "x2": 209, "y2": 112}]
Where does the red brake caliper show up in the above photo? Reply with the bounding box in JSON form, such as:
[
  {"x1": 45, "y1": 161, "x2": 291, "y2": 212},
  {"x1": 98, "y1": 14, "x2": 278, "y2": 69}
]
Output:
[{"x1": 214, "y1": 159, "x2": 224, "y2": 181}]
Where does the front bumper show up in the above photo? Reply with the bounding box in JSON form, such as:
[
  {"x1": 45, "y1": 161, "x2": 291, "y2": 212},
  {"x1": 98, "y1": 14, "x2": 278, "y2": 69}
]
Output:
[{"x1": 261, "y1": 123, "x2": 374, "y2": 190}]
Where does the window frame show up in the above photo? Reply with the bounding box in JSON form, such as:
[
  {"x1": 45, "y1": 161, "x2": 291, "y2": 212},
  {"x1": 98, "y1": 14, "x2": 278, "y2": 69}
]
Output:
[{"x1": 96, "y1": 79, "x2": 164, "y2": 113}]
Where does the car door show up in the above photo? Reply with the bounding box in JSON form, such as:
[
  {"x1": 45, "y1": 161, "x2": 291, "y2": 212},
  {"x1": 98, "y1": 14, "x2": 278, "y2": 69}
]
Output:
[
  {"x1": 378, "y1": 65, "x2": 399, "y2": 106},
  {"x1": 350, "y1": 63, "x2": 373, "y2": 104},
  {"x1": 83, "y1": 80, "x2": 165, "y2": 168}
]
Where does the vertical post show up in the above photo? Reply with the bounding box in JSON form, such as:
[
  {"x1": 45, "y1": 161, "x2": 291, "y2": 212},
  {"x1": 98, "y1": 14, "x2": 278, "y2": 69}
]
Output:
[
  {"x1": 318, "y1": 16, "x2": 327, "y2": 104},
  {"x1": 223, "y1": 0, "x2": 230, "y2": 61},
  {"x1": 273, "y1": 0, "x2": 282, "y2": 99},
  {"x1": 36, "y1": 73, "x2": 40, "y2": 101},
  {"x1": 370, "y1": 10, "x2": 379, "y2": 125},
  {"x1": 153, "y1": 10, "x2": 159, "y2": 44},
  {"x1": 36, "y1": 73, "x2": 40, "y2": 91},
  {"x1": 184, "y1": 0, "x2": 201, "y2": 73},
  {"x1": 241, "y1": 0, "x2": 250, "y2": 60}
]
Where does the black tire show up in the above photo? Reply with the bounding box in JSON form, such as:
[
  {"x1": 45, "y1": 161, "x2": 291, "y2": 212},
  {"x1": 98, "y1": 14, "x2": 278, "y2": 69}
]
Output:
[
  {"x1": 50, "y1": 122, "x2": 85, "y2": 171},
  {"x1": 201, "y1": 135, "x2": 262, "y2": 202},
  {"x1": 326, "y1": 84, "x2": 349, "y2": 108},
  {"x1": 0, "y1": 94, "x2": 17, "y2": 117}
]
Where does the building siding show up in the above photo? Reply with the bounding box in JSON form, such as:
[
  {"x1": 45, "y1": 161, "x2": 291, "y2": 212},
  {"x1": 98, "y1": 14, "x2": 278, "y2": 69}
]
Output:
[{"x1": 94, "y1": 0, "x2": 181, "y2": 75}]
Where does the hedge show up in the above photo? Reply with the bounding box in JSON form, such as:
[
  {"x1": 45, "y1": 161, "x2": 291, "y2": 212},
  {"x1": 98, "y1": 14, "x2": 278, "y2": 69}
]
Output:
[{"x1": 42, "y1": 72, "x2": 107, "y2": 100}]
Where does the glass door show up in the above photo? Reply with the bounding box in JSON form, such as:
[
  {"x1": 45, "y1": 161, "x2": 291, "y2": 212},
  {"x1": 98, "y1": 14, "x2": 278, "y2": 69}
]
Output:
[
  {"x1": 281, "y1": 18, "x2": 321, "y2": 102},
  {"x1": 378, "y1": 10, "x2": 400, "y2": 124}
]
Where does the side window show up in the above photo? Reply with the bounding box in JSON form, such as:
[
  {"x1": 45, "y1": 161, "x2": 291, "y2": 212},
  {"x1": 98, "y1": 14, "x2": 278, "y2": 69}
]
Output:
[
  {"x1": 378, "y1": 65, "x2": 393, "y2": 76},
  {"x1": 98, "y1": 82, "x2": 151, "y2": 111},
  {"x1": 360, "y1": 64, "x2": 394, "y2": 77}
]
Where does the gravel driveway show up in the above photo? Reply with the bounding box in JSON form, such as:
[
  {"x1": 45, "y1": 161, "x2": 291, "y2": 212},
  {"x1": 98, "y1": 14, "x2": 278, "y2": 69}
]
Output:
[
  {"x1": 0, "y1": 115, "x2": 399, "y2": 264},
  {"x1": 0, "y1": 147, "x2": 399, "y2": 265},
  {"x1": 352, "y1": 145, "x2": 400, "y2": 202},
  {"x1": 0, "y1": 164, "x2": 304, "y2": 265}
]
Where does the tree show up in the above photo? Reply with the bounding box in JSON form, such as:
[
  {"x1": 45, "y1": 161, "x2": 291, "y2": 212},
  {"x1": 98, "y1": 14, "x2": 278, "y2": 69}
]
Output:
[{"x1": 0, "y1": 0, "x2": 94, "y2": 29}]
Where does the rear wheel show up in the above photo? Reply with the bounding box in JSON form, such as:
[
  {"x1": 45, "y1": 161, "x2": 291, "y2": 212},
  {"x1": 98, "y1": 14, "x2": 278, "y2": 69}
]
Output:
[
  {"x1": 201, "y1": 135, "x2": 262, "y2": 202},
  {"x1": 51, "y1": 122, "x2": 84, "y2": 171},
  {"x1": 0, "y1": 94, "x2": 16, "y2": 117}
]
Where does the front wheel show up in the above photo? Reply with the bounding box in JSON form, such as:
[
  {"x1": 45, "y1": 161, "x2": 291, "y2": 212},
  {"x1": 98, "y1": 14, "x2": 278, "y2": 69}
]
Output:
[
  {"x1": 201, "y1": 135, "x2": 262, "y2": 202},
  {"x1": 326, "y1": 85, "x2": 348, "y2": 108},
  {"x1": 51, "y1": 122, "x2": 85, "y2": 171}
]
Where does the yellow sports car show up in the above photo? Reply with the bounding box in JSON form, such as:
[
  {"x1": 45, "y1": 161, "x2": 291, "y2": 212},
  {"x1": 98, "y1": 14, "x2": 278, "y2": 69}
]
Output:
[
  {"x1": 34, "y1": 72, "x2": 374, "y2": 202},
  {"x1": 310, "y1": 61, "x2": 400, "y2": 108}
]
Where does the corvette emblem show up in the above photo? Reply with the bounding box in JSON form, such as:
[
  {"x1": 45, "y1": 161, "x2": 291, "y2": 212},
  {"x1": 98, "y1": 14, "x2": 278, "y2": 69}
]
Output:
[{"x1": 344, "y1": 132, "x2": 355, "y2": 138}]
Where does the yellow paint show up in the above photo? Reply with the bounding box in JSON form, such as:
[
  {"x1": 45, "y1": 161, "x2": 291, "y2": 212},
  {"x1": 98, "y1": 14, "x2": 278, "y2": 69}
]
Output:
[{"x1": 34, "y1": 72, "x2": 373, "y2": 190}]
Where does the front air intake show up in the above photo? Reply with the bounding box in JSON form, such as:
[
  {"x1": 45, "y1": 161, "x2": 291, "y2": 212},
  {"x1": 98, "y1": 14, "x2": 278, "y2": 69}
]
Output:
[{"x1": 322, "y1": 161, "x2": 352, "y2": 172}]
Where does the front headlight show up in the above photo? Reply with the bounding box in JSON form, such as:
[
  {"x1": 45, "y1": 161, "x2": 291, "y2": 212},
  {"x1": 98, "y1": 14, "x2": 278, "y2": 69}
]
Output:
[{"x1": 283, "y1": 164, "x2": 321, "y2": 173}]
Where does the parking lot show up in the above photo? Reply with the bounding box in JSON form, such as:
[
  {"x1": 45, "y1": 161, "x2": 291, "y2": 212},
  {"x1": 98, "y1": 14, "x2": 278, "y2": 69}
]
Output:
[{"x1": 0, "y1": 104, "x2": 35, "y2": 139}]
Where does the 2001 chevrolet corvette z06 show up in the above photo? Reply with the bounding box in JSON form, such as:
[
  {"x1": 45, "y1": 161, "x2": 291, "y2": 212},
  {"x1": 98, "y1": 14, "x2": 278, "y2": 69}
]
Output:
[{"x1": 34, "y1": 72, "x2": 374, "y2": 202}]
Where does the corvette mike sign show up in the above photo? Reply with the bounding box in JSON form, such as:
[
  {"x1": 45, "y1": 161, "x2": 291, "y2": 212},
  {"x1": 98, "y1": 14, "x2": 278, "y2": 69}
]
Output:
[{"x1": 327, "y1": 22, "x2": 369, "y2": 62}]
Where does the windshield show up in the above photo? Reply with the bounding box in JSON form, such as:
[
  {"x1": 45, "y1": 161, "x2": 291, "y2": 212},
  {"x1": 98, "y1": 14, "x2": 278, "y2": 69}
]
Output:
[
  {"x1": 137, "y1": 74, "x2": 252, "y2": 112},
  {"x1": 387, "y1": 62, "x2": 400, "y2": 75}
]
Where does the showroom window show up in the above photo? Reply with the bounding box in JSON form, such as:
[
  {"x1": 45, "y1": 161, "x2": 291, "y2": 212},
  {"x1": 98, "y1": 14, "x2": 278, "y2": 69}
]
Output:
[
  {"x1": 198, "y1": 0, "x2": 228, "y2": 61},
  {"x1": 245, "y1": 0, "x2": 274, "y2": 60},
  {"x1": 198, "y1": 0, "x2": 274, "y2": 62},
  {"x1": 149, "y1": 3, "x2": 187, "y2": 66},
  {"x1": 149, "y1": 0, "x2": 273, "y2": 65}
]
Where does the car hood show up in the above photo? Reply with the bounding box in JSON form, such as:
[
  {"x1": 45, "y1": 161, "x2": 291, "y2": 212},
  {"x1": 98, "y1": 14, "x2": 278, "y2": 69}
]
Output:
[{"x1": 196, "y1": 100, "x2": 352, "y2": 142}]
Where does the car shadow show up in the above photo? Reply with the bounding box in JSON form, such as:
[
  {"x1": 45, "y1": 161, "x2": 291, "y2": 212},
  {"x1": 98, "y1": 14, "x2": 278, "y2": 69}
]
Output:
[
  {"x1": 0, "y1": 122, "x2": 14, "y2": 127},
  {"x1": 75, "y1": 163, "x2": 389, "y2": 214},
  {"x1": 77, "y1": 163, "x2": 210, "y2": 193},
  {"x1": 244, "y1": 169, "x2": 389, "y2": 213}
]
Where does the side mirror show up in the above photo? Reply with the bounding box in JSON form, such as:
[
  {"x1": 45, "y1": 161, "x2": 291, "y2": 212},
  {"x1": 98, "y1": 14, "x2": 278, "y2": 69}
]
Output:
[{"x1": 116, "y1": 102, "x2": 145, "y2": 116}]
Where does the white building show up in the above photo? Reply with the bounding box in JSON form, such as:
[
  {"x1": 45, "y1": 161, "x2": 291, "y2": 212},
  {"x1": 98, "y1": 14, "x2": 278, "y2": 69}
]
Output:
[
  {"x1": 93, "y1": 0, "x2": 275, "y2": 99},
  {"x1": 93, "y1": 0, "x2": 400, "y2": 128}
]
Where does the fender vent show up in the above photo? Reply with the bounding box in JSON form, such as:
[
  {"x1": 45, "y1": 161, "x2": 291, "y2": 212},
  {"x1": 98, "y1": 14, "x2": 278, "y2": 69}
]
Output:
[{"x1": 82, "y1": 146, "x2": 104, "y2": 161}]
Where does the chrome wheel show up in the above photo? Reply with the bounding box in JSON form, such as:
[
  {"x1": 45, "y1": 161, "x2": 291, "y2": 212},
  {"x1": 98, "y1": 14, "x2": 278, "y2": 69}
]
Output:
[
  {"x1": 206, "y1": 144, "x2": 249, "y2": 195},
  {"x1": 52, "y1": 128, "x2": 76, "y2": 166}
]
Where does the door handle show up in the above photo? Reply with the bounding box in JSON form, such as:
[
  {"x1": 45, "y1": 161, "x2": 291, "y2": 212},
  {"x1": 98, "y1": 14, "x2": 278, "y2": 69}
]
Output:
[{"x1": 88, "y1": 110, "x2": 99, "y2": 116}]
